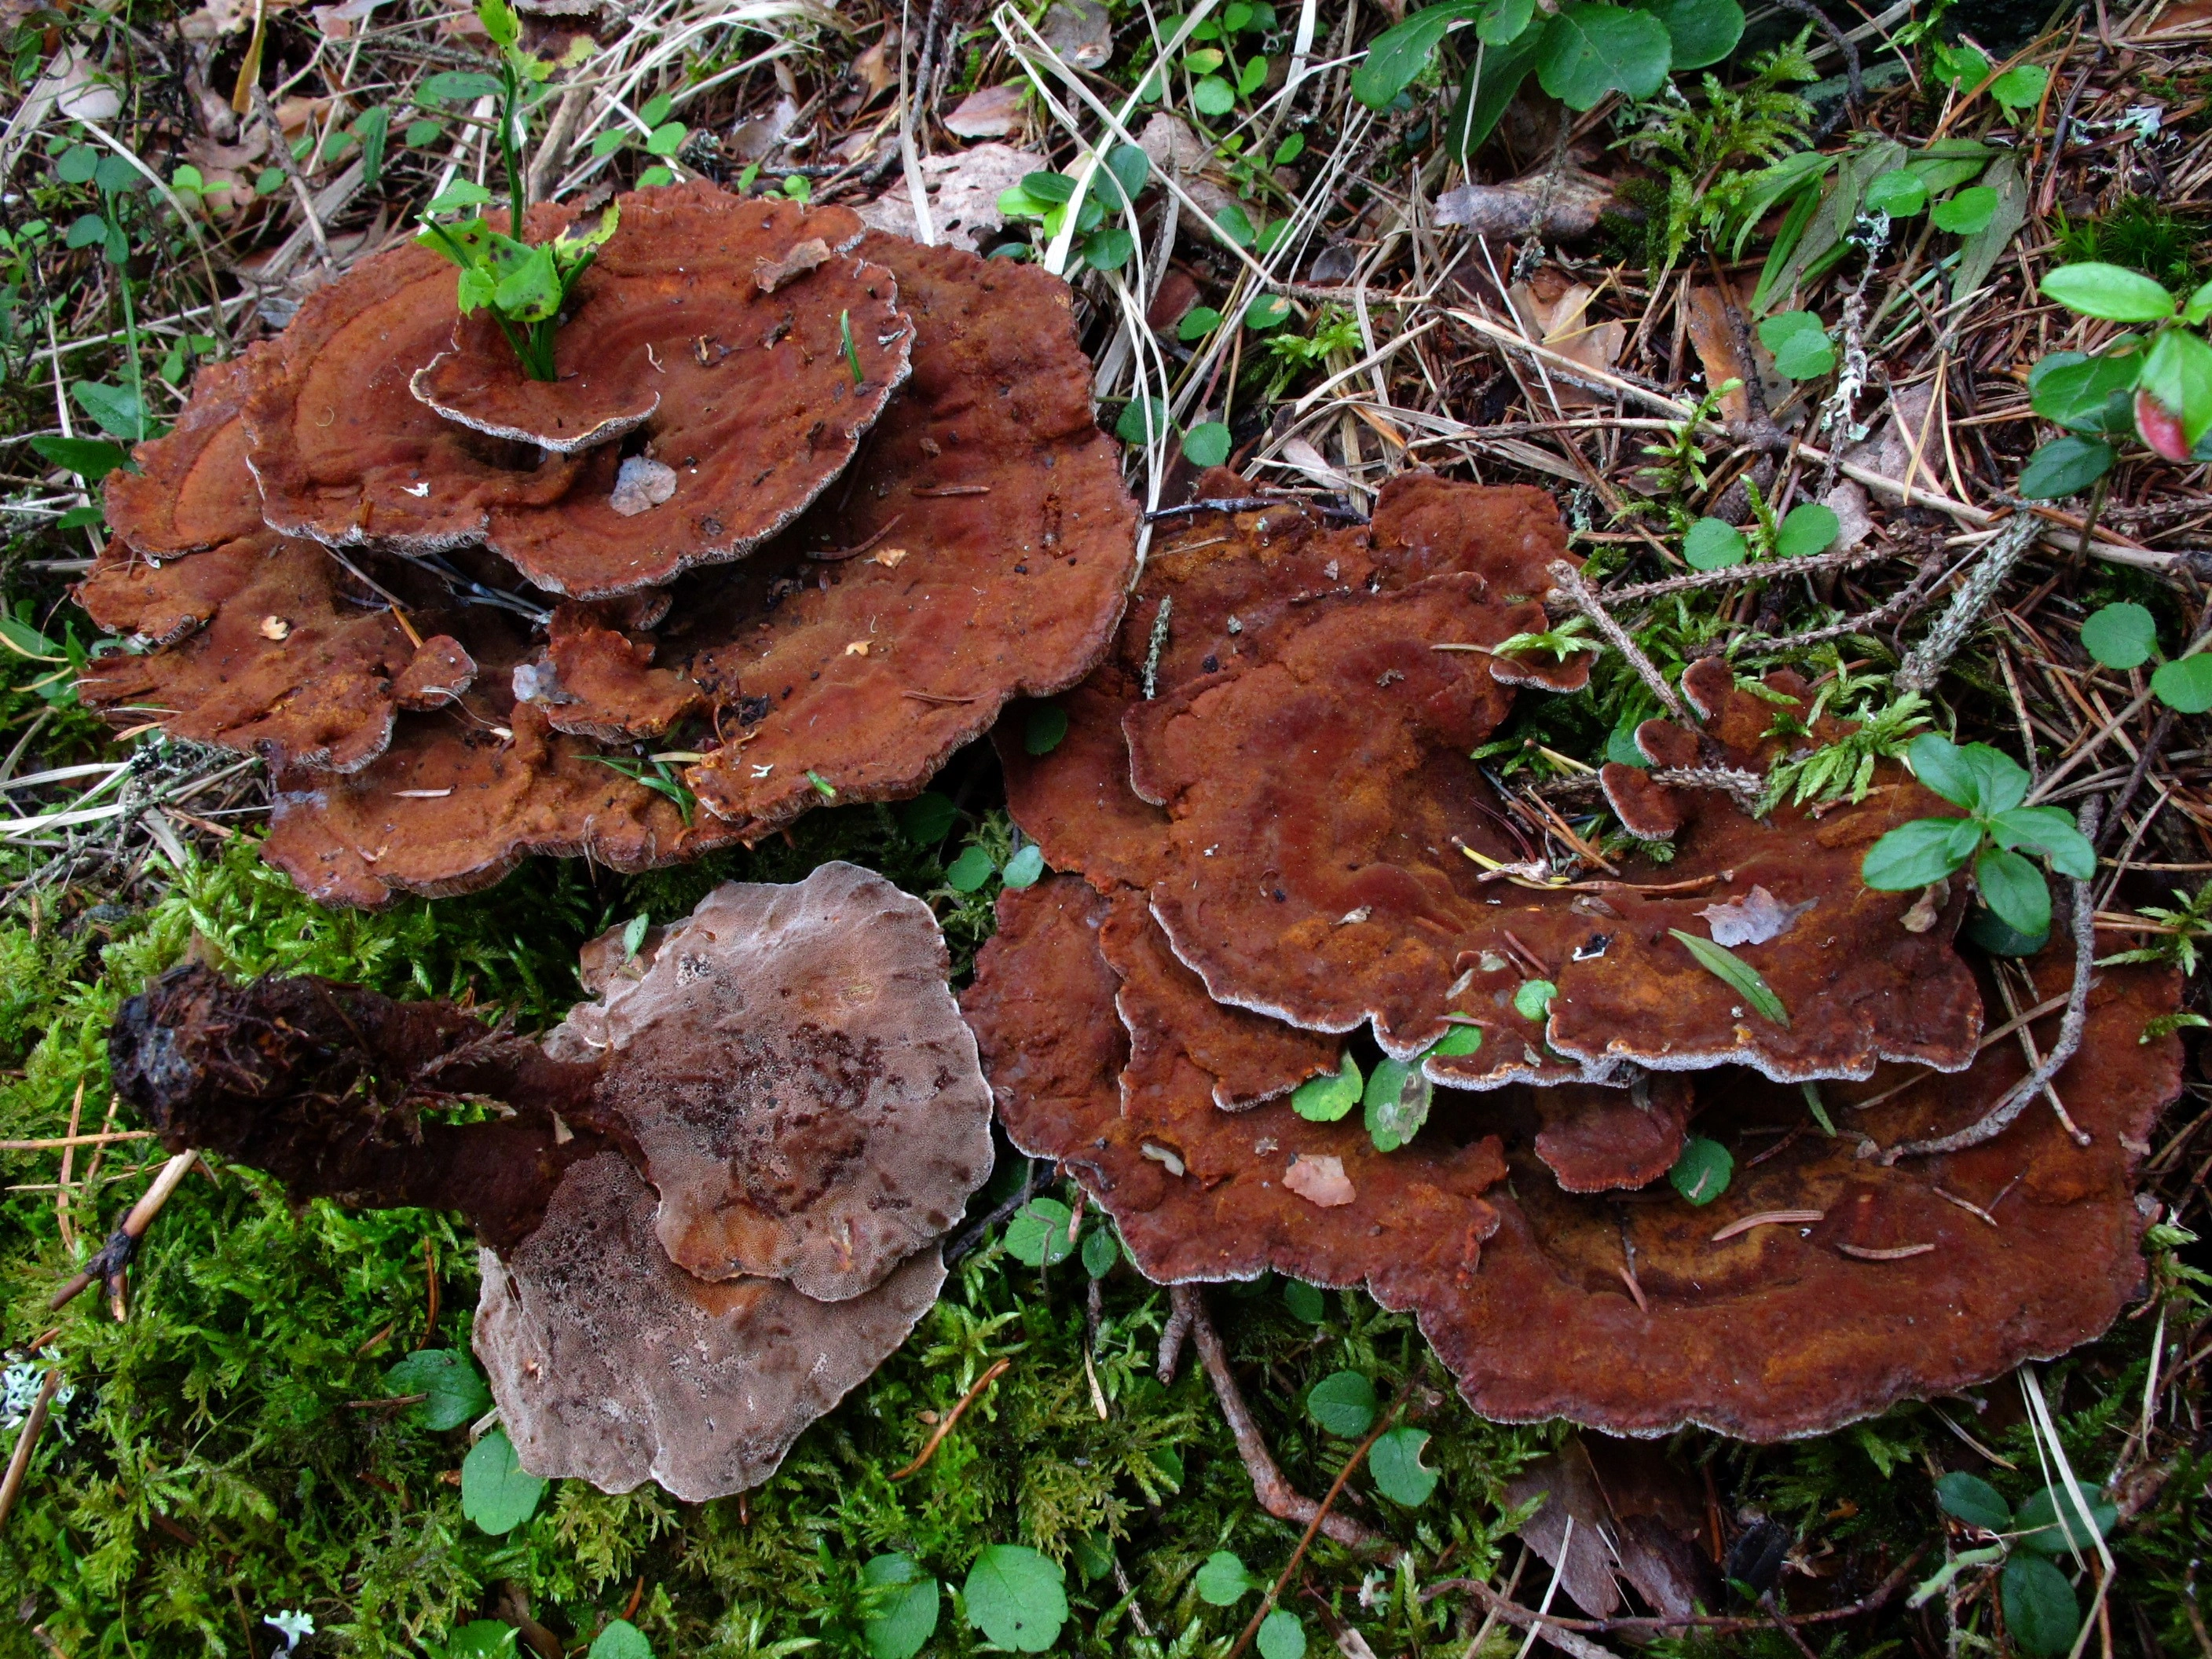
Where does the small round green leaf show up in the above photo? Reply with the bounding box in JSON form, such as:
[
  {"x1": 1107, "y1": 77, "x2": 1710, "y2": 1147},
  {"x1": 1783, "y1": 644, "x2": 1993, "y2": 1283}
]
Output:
[
  {"x1": 1990, "y1": 62, "x2": 2050, "y2": 116},
  {"x1": 2028, "y1": 347, "x2": 2141, "y2": 434},
  {"x1": 1195, "y1": 1550, "x2": 1259, "y2": 1606},
  {"x1": 1930, "y1": 185, "x2": 1998, "y2": 234},
  {"x1": 1117, "y1": 396, "x2": 1170, "y2": 445},
  {"x1": 1003, "y1": 1197, "x2": 1077, "y2": 1266},
  {"x1": 1183, "y1": 421, "x2": 1233, "y2": 467},
  {"x1": 1683, "y1": 517, "x2": 1747, "y2": 570},
  {"x1": 1774, "y1": 502, "x2": 1840, "y2": 558},
  {"x1": 1428, "y1": 1023, "x2": 1484, "y2": 1057},
  {"x1": 1306, "y1": 1369, "x2": 1378, "y2": 1437},
  {"x1": 1002, "y1": 844, "x2": 1046, "y2": 888},
  {"x1": 944, "y1": 844, "x2": 996, "y2": 892},
  {"x1": 2001, "y1": 1555, "x2": 2082, "y2": 1658},
  {"x1": 1368, "y1": 1426, "x2": 1438, "y2": 1506},
  {"x1": 2152, "y1": 652, "x2": 2212, "y2": 712},
  {"x1": 1177, "y1": 306, "x2": 1225, "y2": 342},
  {"x1": 900, "y1": 790, "x2": 958, "y2": 844},
  {"x1": 460, "y1": 1428, "x2": 545, "y2": 1536},
  {"x1": 1362, "y1": 1055, "x2": 1431, "y2": 1152},
  {"x1": 1536, "y1": 2, "x2": 1672, "y2": 109},
  {"x1": 1193, "y1": 74, "x2": 1237, "y2": 115},
  {"x1": 447, "y1": 1624, "x2": 521, "y2": 1658},
  {"x1": 1641, "y1": 0, "x2": 1744, "y2": 68},
  {"x1": 1933, "y1": 1470, "x2": 2010, "y2": 1531},
  {"x1": 2016, "y1": 435, "x2": 2115, "y2": 500},
  {"x1": 1020, "y1": 170, "x2": 1078, "y2": 203},
  {"x1": 963, "y1": 1545, "x2": 1068, "y2": 1654},
  {"x1": 1258, "y1": 1610, "x2": 1308, "y2": 1659},
  {"x1": 1668, "y1": 1135, "x2": 1733, "y2": 1206},
  {"x1": 1973, "y1": 844, "x2": 2053, "y2": 939},
  {"x1": 2013, "y1": 1481, "x2": 2118, "y2": 1556},
  {"x1": 1024, "y1": 703, "x2": 1069, "y2": 755},
  {"x1": 2042, "y1": 262, "x2": 2177, "y2": 322},
  {"x1": 1759, "y1": 310, "x2": 1837, "y2": 379},
  {"x1": 862, "y1": 1555, "x2": 939, "y2": 1659},
  {"x1": 2081, "y1": 602, "x2": 2158, "y2": 670},
  {"x1": 1084, "y1": 225, "x2": 1136, "y2": 270},
  {"x1": 385, "y1": 1348, "x2": 493, "y2": 1431},
  {"x1": 1513, "y1": 978, "x2": 1557, "y2": 1022},
  {"x1": 1245, "y1": 294, "x2": 1293, "y2": 330},
  {"x1": 1284, "y1": 1278, "x2": 1327, "y2": 1322},
  {"x1": 1862, "y1": 168, "x2": 1928, "y2": 216},
  {"x1": 1081, "y1": 1222, "x2": 1119, "y2": 1279},
  {"x1": 1291, "y1": 1054, "x2": 1361, "y2": 1122},
  {"x1": 588, "y1": 1621, "x2": 654, "y2": 1659}
]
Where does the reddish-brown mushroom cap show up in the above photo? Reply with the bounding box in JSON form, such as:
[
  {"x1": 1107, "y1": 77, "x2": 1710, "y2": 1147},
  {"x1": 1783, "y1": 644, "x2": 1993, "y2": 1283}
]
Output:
[
  {"x1": 244, "y1": 188, "x2": 914, "y2": 600},
  {"x1": 548, "y1": 861, "x2": 995, "y2": 1301},
  {"x1": 519, "y1": 599, "x2": 705, "y2": 741},
  {"x1": 1532, "y1": 1074, "x2": 1694, "y2": 1192},
  {"x1": 966, "y1": 877, "x2": 1511, "y2": 1293},
  {"x1": 104, "y1": 353, "x2": 273, "y2": 555},
  {"x1": 475, "y1": 1150, "x2": 947, "y2": 1502},
  {"x1": 677, "y1": 235, "x2": 1140, "y2": 835},
  {"x1": 77, "y1": 534, "x2": 434, "y2": 774},
  {"x1": 967, "y1": 878, "x2": 2187, "y2": 1441}
]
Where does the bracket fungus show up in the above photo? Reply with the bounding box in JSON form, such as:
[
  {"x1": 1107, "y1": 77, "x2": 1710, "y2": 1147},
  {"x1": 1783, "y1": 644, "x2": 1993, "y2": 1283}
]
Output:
[
  {"x1": 968, "y1": 878, "x2": 2185, "y2": 1441},
  {"x1": 975, "y1": 471, "x2": 2187, "y2": 1440},
  {"x1": 108, "y1": 862, "x2": 992, "y2": 1498},
  {"x1": 77, "y1": 182, "x2": 1137, "y2": 907}
]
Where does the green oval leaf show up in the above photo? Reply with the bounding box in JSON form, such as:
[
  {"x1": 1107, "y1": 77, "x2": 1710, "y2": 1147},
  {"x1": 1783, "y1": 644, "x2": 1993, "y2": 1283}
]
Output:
[
  {"x1": 2014, "y1": 1481, "x2": 2118, "y2": 1556},
  {"x1": 963, "y1": 1545, "x2": 1068, "y2": 1654},
  {"x1": 1362, "y1": 1054, "x2": 1432, "y2": 1152},
  {"x1": 1536, "y1": 2, "x2": 1672, "y2": 108},
  {"x1": 1934, "y1": 1470, "x2": 2010, "y2": 1531},
  {"x1": 2152, "y1": 652, "x2": 2212, "y2": 712},
  {"x1": 588, "y1": 1621, "x2": 653, "y2": 1659},
  {"x1": 1973, "y1": 844, "x2": 2052, "y2": 939},
  {"x1": 2001, "y1": 1555, "x2": 2082, "y2": 1658},
  {"x1": 2041, "y1": 262, "x2": 2177, "y2": 322},
  {"x1": 1350, "y1": 1, "x2": 1481, "y2": 108},
  {"x1": 1930, "y1": 185, "x2": 1998, "y2": 234},
  {"x1": 1292, "y1": 1053, "x2": 1362, "y2": 1121},
  {"x1": 460, "y1": 1428, "x2": 545, "y2": 1536},
  {"x1": 944, "y1": 844, "x2": 996, "y2": 892},
  {"x1": 1284, "y1": 1278, "x2": 1328, "y2": 1321},
  {"x1": 1196, "y1": 1550, "x2": 1262, "y2": 1606},
  {"x1": 1193, "y1": 74, "x2": 1238, "y2": 115},
  {"x1": 1862, "y1": 168, "x2": 1928, "y2": 216},
  {"x1": 1774, "y1": 502, "x2": 1840, "y2": 558},
  {"x1": 1368, "y1": 1425, "x2": 1438, "y2": 1505},
  {"x1": 385, "y1": 1347, "x2": 493, "y2": 1431},
  {"x1": 1683, "y1": 517, "x2": 1747, "y2": 569},
  {"x1": 1177, "y1": 305, "x2": 1224, "y2": 342},
  {"x1": 1638, "y1": 0, "x2": 1742, "y2": 68},
  {"x1": 1861, "y1": 816, "x2": 1981, "y2": 890},
  {"x1": 1990, "y1": 62, "x2": 2050, "y2": 117},
  {"x1": 862, "y1": 1555, "x2": 939, "y2": 1659},
  {"x1": 1117, "y1": 396, "x2": 1170, "y2": 445},
  {"x1": 1258, "y1": 1610, "x2": 1308, "y2": 1659},
  {"x1": 1002, "y1": 844, "x2": 1046, "y2": 888},
  {"x1": 1988, "y1": 806, "x2": 2095, "y2": 878},
  {"x1": 1024, "y1": 703, "x2": 1069, "y2": 755},
  {"x1": 1004, "y1": 1197, "x2": 1076, "y2": 1266},
  {"x1": 1668, "y1": 1135, "x2": 1733, "y2": 1206},
  {"x1": 900, "y1": 790, "x2": 958, "y2": 844},
  {"x1": 2028, "y1": 347, "x2": 2141, "y2": 434},
  {"x1": 1512, "y1": 978, "x2": 1557, "y2": 1021},
  {"x1": 2081, "y1": 602, "x2": 2158, "y2": 670},
  {"x1": 1903, "y1": 731, "x2": 1979, "y2": 808},
  {"x1": 1306, "y1": 1369, "x2": 1378, "y2": 1437},
  {"x1": 1759, "y1": 309, "x2": 1836, "y2": 379},
  {"x1": 1182, "y1": 421, "x2": 1232, "y2": 466}
]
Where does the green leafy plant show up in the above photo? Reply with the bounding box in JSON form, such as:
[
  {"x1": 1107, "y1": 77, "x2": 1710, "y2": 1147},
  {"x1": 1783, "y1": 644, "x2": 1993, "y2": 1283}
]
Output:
[
  {"x1": 1668, "y1": 1133, "x2": 1733, "y2": 1204},
  {"x1": 860, "y1": 1553, "x2": 939, "y2": 1659},
  {"x1": 460, "y1": 1426, "x2": 547, "y2": 1535},
  {"x1": 1860, "y1": 734, "x2": 2094, "y2": 942},
  {"x1": 1923, "y1": 1473, "x2": 2114, "y2": 1657},
  {"x1": 2077, "y1": 599, "x2": 2212, "y2": 712},
  {"x1": 1306, "y1": 1368, "x2": 1379, "y2": 1436},
  {"x1": 413, "y1": 0, "x2": 613, "y2": 381},
  {"x1": 2100, "y1": 881, "x2": 2212, "y2": 977},
  {"x1": 961, "y1": 1544, "x2": 1068, "y2": 1652},
  {"x1": 591, "y1": 753, "x2": 696, "y2": 824},
  {"x1": 1352, "y1": 0, "x2": 1747, "y2": 154},
  {"x1": 1669, "y1": 928, "x2": 1789, "y2": 1024},
  {"x1": 1196, "y1": 1549, "x2": 1266, "y2": 1605},
  {"x1": 1758, "y1": 687, "x2": 1931, "y2": 811},
  {"x1": 2024, "y1": 262, "x2": 2212, "y2": 489},
  {"x1": 385, "y1": 1347, "x2": 493, "y2": 1430},
  {"x1": 1259, "y1": 1610, "x2": 1309, "y2": 1659},
  {"x1": 995, "y1": 146, "x2": 1150, "y2": 272},
  {"x1": 1368, "y1": 1426, "x2": 1438, "y2": 1505}
]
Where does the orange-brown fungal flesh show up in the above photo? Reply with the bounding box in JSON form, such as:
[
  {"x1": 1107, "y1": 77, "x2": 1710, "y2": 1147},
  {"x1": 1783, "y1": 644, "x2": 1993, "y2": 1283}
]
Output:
[
  {"x1": 76, "y1": 535, "x2": 431, "y2": 774},
  {"x1": 968, "y1": 878, "x2": 2185, "y2": 1441},
  {"x1": 522, "y1": 599, "x2": 704, "y2": 741},
  {"x1": 104, "y1": 354, "x2": 273, "y2": 555},
  {"x1": 677, "y1": 235, "x2": 1138, "y2": 835},
  {"x1": 966, "y1": 877, "x2": 1511, "y2": 1294},
  {"x1": 1532, "y1": 1074, "x2": 1694, "y2": 1192},
  {"x1": 546, "y1": 862, "x2": 995, "y2": 1301},
  {"x1": 475, "y1": 1151, "x2": 947, "y2": 1501}
]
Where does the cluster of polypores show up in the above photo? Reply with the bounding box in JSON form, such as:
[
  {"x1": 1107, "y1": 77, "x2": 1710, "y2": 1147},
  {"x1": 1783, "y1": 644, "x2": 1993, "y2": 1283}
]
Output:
[
  {"x1": 962, "y1": 469, "x2": 2185, "y2": 1441},
  {"x1": 78, "y1": 181, "x2": 1137, "y2": 906},
  {"x1": 109, "y1": 862, "x2": 994, "y2": 1501}
]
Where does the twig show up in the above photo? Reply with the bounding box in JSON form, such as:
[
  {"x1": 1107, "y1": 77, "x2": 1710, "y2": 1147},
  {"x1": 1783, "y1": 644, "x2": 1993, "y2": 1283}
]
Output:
[
  {"x1": 0, "y1": 1368, "x2": 61, "y2": 1536},
  {"x1": 1602, "y1": 542, "x2": 1891, "y2": 605},
  {"x1": 891, "y1": 1357, "x2": 1010, "y2": 1479},
  {"x1": 1176, "y1": 1285, "x2": 1385, "y2": 1552},
  {"x1": 1895, "y1": 512, "x2": 2040, "y2": 694},
  {"x1": 49, "y1": 1150, "x2": 196, "y2": 1313},
  {"x1": 1547, "y1": 560, "x2": 1690, "y2": 724},
  {"x1": 250, "y1": 85, "x2": 335, "y2": 272},
  {"x1": 1883, "y1": 800, "x2": 2106, "y2": 1162},
  {"x1": 1430, "y1": 1547, "x2": 1925, "y2": 1637},
  {"x1": 1157, "y1": 1289, "x2": 1195, "y2": 1383}
]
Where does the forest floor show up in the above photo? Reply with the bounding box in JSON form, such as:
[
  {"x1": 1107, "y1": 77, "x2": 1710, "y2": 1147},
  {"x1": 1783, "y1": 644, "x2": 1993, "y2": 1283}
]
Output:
[{"x1": 2, "y1": 0, "x2": 2211, "y2": 1654}]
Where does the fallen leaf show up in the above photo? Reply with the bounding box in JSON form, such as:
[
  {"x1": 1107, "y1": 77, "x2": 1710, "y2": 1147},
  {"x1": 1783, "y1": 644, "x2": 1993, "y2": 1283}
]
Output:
[
  {"x1": 1284, "y1": 1154, "x2": 1354, "y2": 1207},
  {"x1": 729, "y1": 96, "x2": 800, "y2": 163},
  {"x1": 1507, "y1": 277, "x2": 1624, "y2": 409},
  {"x1": 943, "y1": 83, "x2": 1025, "y2": 138},
  {"x1": 1698, "y1": 885, "x2": 1815, "y2": 947},
  {"x1": 609, "y1": 457, "x2": 677, "y2": 518},
  {"x1": 851, "y1": 24, "x2": 899, "y2": 103},
  {"x1": 1822, "y1": 479, "x2": 1874, "y2": 551},
  {"x1": 856, "y1": 143, "x2": 1042, "y2": 251},
  {"x1": 755, "y1": 237, "x2": 832, "y2": 293}
]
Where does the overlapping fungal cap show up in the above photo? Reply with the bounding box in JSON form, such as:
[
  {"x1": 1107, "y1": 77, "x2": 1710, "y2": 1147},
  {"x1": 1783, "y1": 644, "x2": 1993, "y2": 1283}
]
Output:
[
  {"x1": 108, "y1": 864, "x2": 993, "y2": 1497},
  {"x1": 1002, "y1": 482, "x2": 1983, "y2": 1086},
  {"x1": 965, "y1": 878, "x2": 2186, "y2": 1440},
  {"x1": 545, "y1": 861, "x2": 994, "y2": 1301},
  {"x1": 78, "y1": 185, "x2": 1137, "y2": 909}
]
